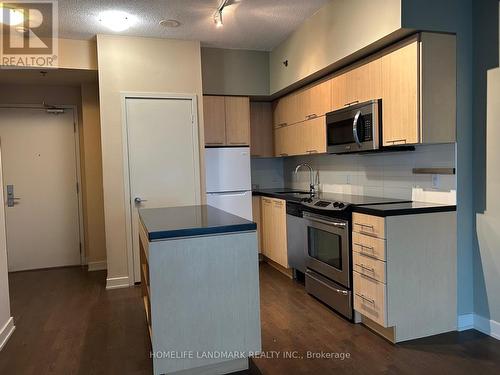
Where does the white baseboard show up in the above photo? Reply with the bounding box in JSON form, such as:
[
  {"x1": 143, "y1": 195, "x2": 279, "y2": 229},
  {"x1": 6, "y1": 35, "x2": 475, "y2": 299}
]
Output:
[
  {"x1": 0, "y1": 317, "x2": 15, "y2": 351},
  {"x1": 457, "y1": 313, "x2": 474, "y2": 331},
  {"x1": 458, "y1": 313, "x2": 500, "y2": 340},
  {"x1": 87, "y1": 260, "x2": 107, "y2": 272},
  {"x1": 106, "y1": 276, "x2": 130, "y2": 290}
]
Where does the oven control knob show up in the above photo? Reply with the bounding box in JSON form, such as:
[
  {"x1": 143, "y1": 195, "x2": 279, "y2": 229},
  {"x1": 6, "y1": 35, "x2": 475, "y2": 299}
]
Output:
[
  {"x1": 338, "y1": 203, "x2": 345, "y2": 209},
  {"x1": 333, "y1": 202, "x2": 339, "y2": 207}
]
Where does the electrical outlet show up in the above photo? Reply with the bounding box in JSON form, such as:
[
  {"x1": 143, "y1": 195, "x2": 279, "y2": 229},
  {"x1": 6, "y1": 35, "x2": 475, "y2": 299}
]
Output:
[{"x1": 432, "y1": 174, "x2": 440, "y2": 189}]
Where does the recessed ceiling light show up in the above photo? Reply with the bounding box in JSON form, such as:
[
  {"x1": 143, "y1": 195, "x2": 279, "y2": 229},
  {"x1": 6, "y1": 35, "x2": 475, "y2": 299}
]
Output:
[
  {"x1": 98, "y1": 10, "x2": 138, "y2": 32},
  {"x1": 0, "y1": 7, "x2": 24, "y2": 26},
  {"x1": 159, "y1": 19, "x2": 181, "y2": 28}
]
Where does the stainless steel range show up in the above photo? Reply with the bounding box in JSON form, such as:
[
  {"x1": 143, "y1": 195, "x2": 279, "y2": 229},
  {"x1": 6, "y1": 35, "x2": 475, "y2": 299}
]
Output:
[{"x1": 298, "y1": 194, "x2": 407, "y2": 321}]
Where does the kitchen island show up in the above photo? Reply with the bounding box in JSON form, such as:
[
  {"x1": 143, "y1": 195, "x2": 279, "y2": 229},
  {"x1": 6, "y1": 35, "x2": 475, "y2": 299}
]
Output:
[{"x1": 139, "y1": 205, "x2": 261, "y2": 375}]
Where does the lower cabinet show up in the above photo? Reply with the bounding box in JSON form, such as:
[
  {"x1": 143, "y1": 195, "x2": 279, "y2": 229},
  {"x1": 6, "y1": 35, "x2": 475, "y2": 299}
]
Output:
[
  {"x1": 261, "y1": 197, "x2": 288, "y2": 268},
  {"x1": 274, "y1": 116, "x2": 326, "y2": 157},
  {"x1": 352, "y1": 211, "x2": 457, "y2": 343}
]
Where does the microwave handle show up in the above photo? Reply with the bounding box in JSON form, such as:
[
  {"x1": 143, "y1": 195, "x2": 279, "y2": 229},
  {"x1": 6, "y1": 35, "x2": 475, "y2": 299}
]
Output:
[{"x1": 353, "y1": 110, "x2": 362, "y2": 147}]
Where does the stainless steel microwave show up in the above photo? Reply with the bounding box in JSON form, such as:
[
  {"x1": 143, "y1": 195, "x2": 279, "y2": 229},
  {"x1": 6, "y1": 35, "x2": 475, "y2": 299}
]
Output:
[{"x1": 326, "y1": 99, "x2": 381, "y2": 154}]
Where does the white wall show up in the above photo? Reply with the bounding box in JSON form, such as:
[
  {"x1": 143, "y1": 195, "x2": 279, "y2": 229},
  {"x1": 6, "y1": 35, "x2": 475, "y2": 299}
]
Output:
[
  {"x1": 269, "y1": 0, "x2": 402, "y2": 94},
  {"x1": 265, "y1": 144, "x2": 456, "y2": 204},
  {"x1": 96, "y1": 35, "x2": 205, "y2": 288}
]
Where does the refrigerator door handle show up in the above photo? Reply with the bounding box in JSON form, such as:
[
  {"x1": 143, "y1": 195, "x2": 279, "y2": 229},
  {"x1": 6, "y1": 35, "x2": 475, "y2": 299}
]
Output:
[{"x1": 206, "y1": 191, "x2": 249, "y2": 196}]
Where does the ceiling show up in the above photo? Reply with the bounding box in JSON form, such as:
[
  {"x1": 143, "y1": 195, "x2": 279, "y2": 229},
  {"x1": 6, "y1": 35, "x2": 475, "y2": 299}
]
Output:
[{"x1": 57, "y1": 0, "x2": 331, "y2": 51}]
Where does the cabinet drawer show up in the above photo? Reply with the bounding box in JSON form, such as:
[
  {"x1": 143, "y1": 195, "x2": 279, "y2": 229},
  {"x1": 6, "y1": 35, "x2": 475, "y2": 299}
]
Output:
[
  {"x1": 352, "y1": 232, "x2": 386, "y2": 261},
  {"x1": 353, "y1": 252, "x2": 386, "y2": 283},
  {"x1": 353, "y1": 213, "x2": 385, "y2": 239},
  {"x1": 354, "y1": 271, "x2": 387, "y2": 327}
]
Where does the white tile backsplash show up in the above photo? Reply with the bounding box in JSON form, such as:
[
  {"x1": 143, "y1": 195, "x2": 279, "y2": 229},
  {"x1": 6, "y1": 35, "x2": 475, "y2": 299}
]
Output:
[{"x1": 251, "y1": 144, "x2": 457, "y2": 205}]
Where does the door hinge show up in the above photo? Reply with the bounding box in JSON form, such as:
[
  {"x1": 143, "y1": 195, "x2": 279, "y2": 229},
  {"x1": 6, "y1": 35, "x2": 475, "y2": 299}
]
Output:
[
  {"x1": 76, "y1": 182, "x2": 79, "y2": 194},
  {"x1": 79, "y1": 243, "x2": 82, "y2": 254},
  {"x1": 73, "y1": 122, "x2": 76, "y2": 132}
]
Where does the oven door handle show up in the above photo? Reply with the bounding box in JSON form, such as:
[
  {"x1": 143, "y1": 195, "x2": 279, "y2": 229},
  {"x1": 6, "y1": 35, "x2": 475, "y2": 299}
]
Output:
[
  {"x1": 305, "y1": 215, "x2": 347, "y2": 229},
  {"x1": 352, "y1": 110, "x2": 362, "y2": 147}
]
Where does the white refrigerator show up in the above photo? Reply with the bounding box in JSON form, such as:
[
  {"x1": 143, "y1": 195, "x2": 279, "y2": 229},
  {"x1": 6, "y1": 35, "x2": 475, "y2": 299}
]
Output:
[{"x1": 205, "y1": 147, "x2": 252, "y2": 220}]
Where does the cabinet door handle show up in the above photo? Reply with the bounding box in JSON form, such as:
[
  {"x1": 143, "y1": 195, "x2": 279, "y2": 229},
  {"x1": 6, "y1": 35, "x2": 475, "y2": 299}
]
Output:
[
  {"x1": 206, "y1": 142, "x2": 224, "y2": 145},
  {"x1": 306, "y1": 150, "x2": 318, "y2": 154},
  {"x1": 276, "y1": 122, "x2": 287, "y2": 128},
  {"x1": 387, "y1": 139, "x2": 407, "y2": 145},
  {"x1": 279, "y1": 153, "x2": 288, "y2": 157},
  {"x1": 356, "y1": 263, "x2": 375, "y2": 274},
  {"x1": 344, "y1": 100, "x2": 359, "y2": 107},
  {"x1": 354, "y1": 243, "x2": 376, "y2": 257},
  {"x1": 355, "y1": 293, "x2": 375, "y2": 305},
  {"x1": 229, "y1": 142, "x2": 248, "y2": 145},
  {"x1": 305, "y1": 113, "x2": 318, "y2": 120}
]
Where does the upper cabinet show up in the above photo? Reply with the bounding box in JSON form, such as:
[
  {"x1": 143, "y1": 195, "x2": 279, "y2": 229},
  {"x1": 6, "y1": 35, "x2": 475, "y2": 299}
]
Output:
[
  {"x1": 331, "y1": 58, "x2": 382, "y2": 110},
  {"x1": 381, "y1": 40, "x2": 419, "y2": 146},
  {"x1": 270, "y1": 32, "x2": 456, "y2": 156},
  {"x1": 225, "y1": 97, "x2": 250, "y2": 146},
  {"x1": 381, "y1": 33, "x2": 456, "y2": 146},
  {"x1": 203, "y1": 96, "x2": 226, "y2": 146},
  {"x1": 250, "y1": 102, "x2": 274, "y2": 157},
  {"x1": 273, "y1": 80, "x2": 332, "y2": 128},
  {"x1": 203, "y1": 96, "x2": 250, "y2": 146}
]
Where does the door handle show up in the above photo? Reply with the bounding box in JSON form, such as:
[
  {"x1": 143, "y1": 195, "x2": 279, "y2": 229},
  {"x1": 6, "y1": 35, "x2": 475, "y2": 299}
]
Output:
[
  {"x1": 134, "y1": 197, "x2": 148, "y2": 204},
  {"x1": 6, "y1": 185, "x2": 21, "y2": 207},
  {"x1": 352, "y1": 110, "x2": 362, "y2": 147}
]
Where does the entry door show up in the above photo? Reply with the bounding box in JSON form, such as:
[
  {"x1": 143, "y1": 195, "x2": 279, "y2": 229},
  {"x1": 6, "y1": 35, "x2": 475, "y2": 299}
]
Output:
[
  {"x1": 0, "y1": 108, "x2": 81, "y2": 272},
  {"x1": 125, "y1": 97, "x2": 201, "y2": 282}
]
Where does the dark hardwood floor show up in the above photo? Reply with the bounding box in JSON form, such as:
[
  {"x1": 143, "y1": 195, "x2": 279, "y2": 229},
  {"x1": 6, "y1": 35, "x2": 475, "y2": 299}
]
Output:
[{"x1": 1, "y1": 263, "x2": 499, "y2": 374}]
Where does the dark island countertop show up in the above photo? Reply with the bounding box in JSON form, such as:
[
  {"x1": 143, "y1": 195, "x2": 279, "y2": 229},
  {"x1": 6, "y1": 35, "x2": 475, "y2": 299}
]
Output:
[
  {"x1": 353, "y1": 201, "x2": 456, "y2": 217},
  {"x1": 139, "y1": 205, "x2": 256, "y2": 241},
  {"x1": 252, "y1": 188, "x2": 456, "y2": 217}
]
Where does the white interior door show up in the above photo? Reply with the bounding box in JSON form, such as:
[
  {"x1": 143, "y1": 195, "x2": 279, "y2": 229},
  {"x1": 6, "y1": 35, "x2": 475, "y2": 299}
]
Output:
[
  {"x1": 0, "y1": 107, "x2": 81, "y2": 272},
  {"x1": 125, "y1": 96, "x2": 200, "y2": 282}
]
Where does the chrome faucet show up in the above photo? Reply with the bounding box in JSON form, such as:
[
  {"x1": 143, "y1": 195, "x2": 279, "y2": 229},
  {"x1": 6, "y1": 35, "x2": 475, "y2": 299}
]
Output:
[{"x1": 294, "y1": 163, "x2": 315, "y2": 196}]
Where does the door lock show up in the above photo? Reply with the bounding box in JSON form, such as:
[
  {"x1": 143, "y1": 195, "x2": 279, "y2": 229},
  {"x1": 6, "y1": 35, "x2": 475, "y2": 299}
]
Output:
[{"x1": 6, "y1": 185, "x2": 21, "y2": 207}]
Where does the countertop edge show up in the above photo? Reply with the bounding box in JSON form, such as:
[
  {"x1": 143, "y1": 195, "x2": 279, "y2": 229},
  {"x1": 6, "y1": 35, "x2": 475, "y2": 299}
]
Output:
[
  {"x1": 352, "y1": 205, "x2": 457, "y2": 217},
  {"x1": 148, "y1": 223, "x2": 257, "y2": 241}
]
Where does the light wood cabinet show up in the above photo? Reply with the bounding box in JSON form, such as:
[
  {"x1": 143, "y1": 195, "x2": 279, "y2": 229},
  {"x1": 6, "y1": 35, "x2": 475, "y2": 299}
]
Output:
[
  {"x1": 271, "y1": 32, "x2": 456, "y2": 154},
  {"x1": 250, "y1": 102, "x2": 274, "y2": 157},
  {"x1": 273, "y1": 79, "x2": 332, "y2": 128},
  {"x1": 381, "y1": 40, "x2": 419, "y2": 146},
  {"x1": 381, "y1": 33, "x2": 456, "y2": 146},
  {"x1": 261, "y1": 197, "x2": 287, "y2": 268},
  {"x1": 203, "y1": 96, "x2": 226, "y2": 146},
  {"x1": 331, "y1": 58, "x2": 382, "y2": 110},
  {"x1": 203, "y1": 95, "x2": 250, "y2": 146},
  {"x1": 352, "y1": 211, "x2": 457, "y2": 343},
  {"x1": 274, "y1": 116, "x2": 326, "y2": 157},
  {"x1": 297, "y1": 79, "x2": 333, "y2": 121},
  {"x1": 273, "y1": 93, "x2": 298, "y2": 128},
  {"x1": 225, "y1": 96, "x2": 250, "y2": 145}
]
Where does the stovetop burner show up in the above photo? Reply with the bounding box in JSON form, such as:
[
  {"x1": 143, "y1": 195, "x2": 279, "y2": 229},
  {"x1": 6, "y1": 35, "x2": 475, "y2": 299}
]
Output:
[
  {"x1": 300, "y1": 193, "x2": 409, "y2": 212},
  {"x1": 301, "y1": 197, "x2": 350, "y2": 211}
]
